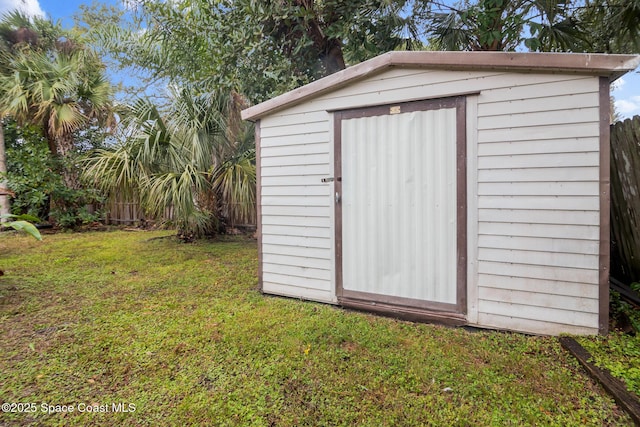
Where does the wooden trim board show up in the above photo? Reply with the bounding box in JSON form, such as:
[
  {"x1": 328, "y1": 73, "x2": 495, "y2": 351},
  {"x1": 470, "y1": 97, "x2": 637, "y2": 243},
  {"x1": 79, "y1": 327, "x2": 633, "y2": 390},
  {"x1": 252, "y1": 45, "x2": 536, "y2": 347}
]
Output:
[
  {"x1": 242, "y1": 52, "x2": 640, "y2": 121},
  {"x1": 560, "y1": 337, "x2": 640, "y2": 424},
  {"x1": 255, "y1": 120, "x2": 263, "y2": 292},
  {"x1": 334, "y1": 96, "x2": 468, "y2": 318},
  {"x1": 599, "y1": 77, "x2": 610, "y2": 334}
]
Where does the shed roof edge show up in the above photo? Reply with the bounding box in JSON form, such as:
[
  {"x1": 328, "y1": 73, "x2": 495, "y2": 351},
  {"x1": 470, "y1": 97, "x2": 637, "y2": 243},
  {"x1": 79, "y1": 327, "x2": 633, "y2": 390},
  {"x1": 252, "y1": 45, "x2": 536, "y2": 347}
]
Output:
[{"x1": 241, "y1": 51, "x2": 640, "y2": 121}]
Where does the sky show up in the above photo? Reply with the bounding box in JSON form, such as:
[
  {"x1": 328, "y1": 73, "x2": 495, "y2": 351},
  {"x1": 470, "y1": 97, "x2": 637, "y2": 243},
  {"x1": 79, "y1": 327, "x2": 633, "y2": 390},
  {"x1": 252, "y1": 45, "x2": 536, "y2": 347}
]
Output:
[{"x1": 2, "y1": 0, "x2": 640, "y2": 119}]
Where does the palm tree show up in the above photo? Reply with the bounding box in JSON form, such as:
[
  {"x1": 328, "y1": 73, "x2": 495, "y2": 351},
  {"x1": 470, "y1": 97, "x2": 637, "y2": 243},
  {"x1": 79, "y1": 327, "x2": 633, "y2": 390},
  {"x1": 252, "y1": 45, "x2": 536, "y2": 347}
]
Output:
[
  {"x1": 0, "y1": 119, "x2": 8, "y2": 221},
  {"x1": 421, "y1": 0, "x2": 587, "y2": 52},
  {"x1": 0, "y1": 46, "x2": 114, "y2": 188},
  {"x1": 421, "y1": 0, "x2": 640, "y2": 53},
  {"x1": 577, "y1": 0, "x2": 640, "y2": 53},
  {"x1": 83, "y1": 86, "x2": 255, "y2": 239},
  {"x1": 0, "y1": 12, "x2": 114, "y2": 227},
  {"x1": 0, "y1": 11, "x2": 47, "y2": 222}
]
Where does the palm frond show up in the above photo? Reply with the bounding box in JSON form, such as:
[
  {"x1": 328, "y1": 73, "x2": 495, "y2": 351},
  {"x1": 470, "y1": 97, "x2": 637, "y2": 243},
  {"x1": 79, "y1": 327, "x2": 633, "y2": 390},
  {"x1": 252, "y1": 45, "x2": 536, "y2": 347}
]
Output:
[
  {"x1": 0, "y1": 44, "x2": 114, "y2": 152},
  {"x1": 537, "y1": 17, "x2": 586, "y2": 51},
  {"x1": 84, "y1": 84, "x2": 256, "y2": 237},
  {"x1": 213, "y1": 148, "x2": 256, "y2": 226}
]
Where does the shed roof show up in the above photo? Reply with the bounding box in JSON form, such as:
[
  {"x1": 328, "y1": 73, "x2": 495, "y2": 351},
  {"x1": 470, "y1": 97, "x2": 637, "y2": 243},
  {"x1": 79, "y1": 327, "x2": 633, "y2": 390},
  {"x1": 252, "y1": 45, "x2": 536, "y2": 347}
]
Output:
[{"x1": 241, "y1": 51, "x2": 640, "y2": 121}]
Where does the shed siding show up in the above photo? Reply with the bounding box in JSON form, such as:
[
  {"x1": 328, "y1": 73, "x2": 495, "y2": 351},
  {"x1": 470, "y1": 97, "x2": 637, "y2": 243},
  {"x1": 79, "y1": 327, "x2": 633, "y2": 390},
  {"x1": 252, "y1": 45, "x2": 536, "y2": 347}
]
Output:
[
  {"x1": 259, "y1": 110, "x2": 335, "y2": 303},
  {"x1": 475, "y1": 76, "x2": 600, "y2": 335},
  {"x1": 259, "y1": 68, "x2": 601, "y2": 334}
]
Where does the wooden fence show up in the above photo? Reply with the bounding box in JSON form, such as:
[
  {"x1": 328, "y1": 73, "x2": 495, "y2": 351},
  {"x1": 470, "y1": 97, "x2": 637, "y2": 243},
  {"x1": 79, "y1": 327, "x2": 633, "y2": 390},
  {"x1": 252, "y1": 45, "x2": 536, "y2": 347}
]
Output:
[
  {"x1": 611, "y1": 116, "x2": 640, "y2": 282},
  {"x1": 103, "y1": 197, "x2": 174, "y2": 226},
  {"x1": 102, "y1": 198, "x2": 255, "y2": 229}
]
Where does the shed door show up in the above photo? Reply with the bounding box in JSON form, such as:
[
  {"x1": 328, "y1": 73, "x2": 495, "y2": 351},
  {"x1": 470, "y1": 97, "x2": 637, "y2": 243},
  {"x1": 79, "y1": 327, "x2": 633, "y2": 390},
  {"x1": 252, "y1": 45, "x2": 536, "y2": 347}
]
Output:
[{"x1": 335, "y1": 97, "x2": 466, "y2": 316}]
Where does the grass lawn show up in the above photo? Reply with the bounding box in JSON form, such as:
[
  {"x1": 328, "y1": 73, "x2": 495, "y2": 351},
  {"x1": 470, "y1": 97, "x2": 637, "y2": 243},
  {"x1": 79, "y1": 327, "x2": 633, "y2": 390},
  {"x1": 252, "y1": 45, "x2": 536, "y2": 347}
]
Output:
[
  {"x1": 578, "y1": 331, "x2": 640, "y2": 399},
  {"x1": 0, "y1": 230, "x2": 633, "y2": 426}
]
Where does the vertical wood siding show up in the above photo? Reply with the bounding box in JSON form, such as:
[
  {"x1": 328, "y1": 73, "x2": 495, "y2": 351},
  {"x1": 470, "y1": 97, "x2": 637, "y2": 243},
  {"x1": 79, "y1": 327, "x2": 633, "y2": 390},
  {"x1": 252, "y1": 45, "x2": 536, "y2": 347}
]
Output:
[
  {"x1": 341, "y1": 109, "x2": 458, "y2": 304},
  {"x1": 259, "y1": 68, "x2": 601, "y2": 334}
]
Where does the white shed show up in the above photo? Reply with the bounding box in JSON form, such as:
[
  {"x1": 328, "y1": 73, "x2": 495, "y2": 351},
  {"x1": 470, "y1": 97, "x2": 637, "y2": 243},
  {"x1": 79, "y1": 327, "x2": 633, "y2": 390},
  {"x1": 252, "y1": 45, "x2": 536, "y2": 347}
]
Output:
[{"x1": 241, "y1": 51, "x2": 640, "y2": 336}]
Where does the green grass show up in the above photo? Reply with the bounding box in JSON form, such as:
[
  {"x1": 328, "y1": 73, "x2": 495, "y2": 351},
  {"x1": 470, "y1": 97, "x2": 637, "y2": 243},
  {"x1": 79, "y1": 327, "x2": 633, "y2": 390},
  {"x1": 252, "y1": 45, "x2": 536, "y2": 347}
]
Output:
[
  {"x1": 0, "y1": 230, "x2": 633, "y2": 426},
  {"x1": 578, "y1": 331, "x2": 640, "y2": 398}
]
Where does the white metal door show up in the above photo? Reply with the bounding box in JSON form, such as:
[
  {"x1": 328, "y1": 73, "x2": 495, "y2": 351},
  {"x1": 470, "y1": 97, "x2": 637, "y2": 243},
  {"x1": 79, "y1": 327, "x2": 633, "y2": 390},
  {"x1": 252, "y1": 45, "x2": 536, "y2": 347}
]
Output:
[{"x1": 336, "y1": 99, "x2": 465, "y2": 313}]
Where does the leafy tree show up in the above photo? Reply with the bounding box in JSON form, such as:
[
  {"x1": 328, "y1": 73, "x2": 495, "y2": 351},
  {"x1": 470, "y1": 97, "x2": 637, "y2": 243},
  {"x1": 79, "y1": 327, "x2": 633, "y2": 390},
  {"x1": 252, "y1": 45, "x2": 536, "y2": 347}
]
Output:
[
  {"x1": 87, "y1": 0, "x2": 640, "y2": 105},
  {"x1": 0, "y1": 11, "x2": 60, "y2": 52},
  {"x1": 77, "y1": 0, "x2": 267, "y2": 237},
  {"x1": 87, "y1": 0, "x2": 416, "y2": 103},
  {"x1": 2, "y1": 118, "x2": 105, "y2": 227},
  {"x1": 2, "y1": 120, "x2": 52, "y2": 219}
]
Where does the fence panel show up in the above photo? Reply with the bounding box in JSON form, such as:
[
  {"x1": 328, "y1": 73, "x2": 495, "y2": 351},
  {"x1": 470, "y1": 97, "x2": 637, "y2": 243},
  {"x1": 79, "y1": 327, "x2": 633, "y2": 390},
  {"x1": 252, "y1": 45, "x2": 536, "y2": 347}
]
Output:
[
  {"x1": 103, "y1": 198, "x2": 255, "y2": 228},
  {"x1": 104, "y1": 198, "x2": 174, "y2": 226},
  {"x1": 611, "y1": 116, "x2": 640, "y2": 282}
]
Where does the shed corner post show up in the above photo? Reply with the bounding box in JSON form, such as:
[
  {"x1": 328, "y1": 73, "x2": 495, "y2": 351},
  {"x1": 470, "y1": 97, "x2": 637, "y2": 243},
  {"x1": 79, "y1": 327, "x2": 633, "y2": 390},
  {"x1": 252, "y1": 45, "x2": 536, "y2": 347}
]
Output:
[
  {"x1": 464, "y1": 94, "x2": 479, "y2": 325},
  {"x1": 333, "y1": 111, "x2": 343, "y2": 303},
  {"x1": 598, "y1": 77, "x2": 611, "y2": 335},
  {"x1": 255, "y1": 119, "x2": 264, "y2": 293},
  {"x1": 456, "y1": 96, "x2": 468, "y2": 315}
]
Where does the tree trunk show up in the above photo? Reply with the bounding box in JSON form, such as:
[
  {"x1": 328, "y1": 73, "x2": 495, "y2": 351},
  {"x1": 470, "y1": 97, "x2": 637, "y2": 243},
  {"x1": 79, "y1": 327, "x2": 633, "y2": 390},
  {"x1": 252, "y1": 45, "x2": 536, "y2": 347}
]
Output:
[
  {"x1": 303, "y1": 13, "x2": 346, "y2": 76},
  {"x1": 322, "y1": 41, "x2": 346, "y2": 75},
  {"x1": 43, "y1": 127, "x2": 79, "y2": 189},
  {"x1": 44, "y1": 127, "x2": 80, "y2": 225},
  {"x1": 0, "y1": 120, "x2": 10, "y2": 223},
  {"x1": 56, "y1": 133, "x2": 80, "y2": 189}
]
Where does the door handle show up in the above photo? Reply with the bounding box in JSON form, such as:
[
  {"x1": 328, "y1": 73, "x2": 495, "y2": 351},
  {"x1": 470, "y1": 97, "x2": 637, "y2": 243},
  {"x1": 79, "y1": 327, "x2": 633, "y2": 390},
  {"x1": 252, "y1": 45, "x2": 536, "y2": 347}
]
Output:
[{"x1": 335, "y1": 192, "x2": 341, "y2": 204}]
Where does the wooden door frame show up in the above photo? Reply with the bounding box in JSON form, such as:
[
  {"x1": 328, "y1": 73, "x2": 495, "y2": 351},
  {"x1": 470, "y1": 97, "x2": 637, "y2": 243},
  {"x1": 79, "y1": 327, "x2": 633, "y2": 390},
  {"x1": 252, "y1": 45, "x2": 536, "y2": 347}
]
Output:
[{"x1": 334, "y1": 96, "x2": 467, "y2": 323}]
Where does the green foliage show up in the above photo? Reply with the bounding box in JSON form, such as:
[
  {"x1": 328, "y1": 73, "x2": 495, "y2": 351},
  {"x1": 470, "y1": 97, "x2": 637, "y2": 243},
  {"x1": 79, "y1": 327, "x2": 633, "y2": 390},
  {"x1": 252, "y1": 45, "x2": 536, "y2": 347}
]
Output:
[
  {"x1": 83, "y1": 87, "x2": 254, "y2": 238},
  {"x1": 0, "y1": 12, "x2": 115, "y2": 229},
  {"x1": 405, "y1": 0, "x2": 640, "y2": 54},
  {"x1": 580, "y1": 331, "x2": 640, "y2": 397},
  {"x1": 48, "y1": 185, "x2": 105, "y2": 229},
  {"x1": 576, "y1": 0, "x2": 640, "y2": 53},
  {"x1": 0, "y1": 231, "x2": 632, "y2": 425},
  {"x1": 3, "y1": 120, "x2": 52, "y2": 218},
  {"x1": 420, "y1": 0, "x2": 588, "y2": 52},
  {"x1": 86, "y1": 0, "x2": 416, "y2": 103},
  {"x1": 0, "y1": 10, "x2": 64, "y2": 55},
  {"x1": 1, "y1": 213, "x2": 42, "y2": 240},
  {"x1": 579, "y1": 289, "x2": 640, "y2": 399},
  {"x1": 0, "y1": 42, "x2": 114, "y2": 157},
  {"x1": 610, "y1": 290, "x2": 640, "y2": 333},
  {"x1": 213, "y1": 148, "x2": 256, "y2": 227},
  {"x1": 82, "y1": 0, "x2": 640, "y2": 111},
  {"x1": 3, "y1": 120, "x2": 105, "y2": 228}
]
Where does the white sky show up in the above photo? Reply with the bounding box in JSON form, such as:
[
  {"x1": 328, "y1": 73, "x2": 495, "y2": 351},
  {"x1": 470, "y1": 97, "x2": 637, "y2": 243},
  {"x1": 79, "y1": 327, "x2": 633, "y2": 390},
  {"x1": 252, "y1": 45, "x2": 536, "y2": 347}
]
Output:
[
  {"x1": 613, "y1": 75, "x2": 640, "y2": 118},
  {"x1": 0, "y1": 0, "x2": 44, "y2": 17}
]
